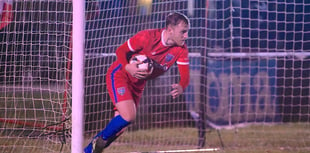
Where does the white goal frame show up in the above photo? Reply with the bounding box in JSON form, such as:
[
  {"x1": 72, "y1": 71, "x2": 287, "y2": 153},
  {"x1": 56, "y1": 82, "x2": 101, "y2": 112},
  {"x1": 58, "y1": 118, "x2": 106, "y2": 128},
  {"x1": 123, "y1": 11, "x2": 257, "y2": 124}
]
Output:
[{"x1": 72, "y1": 0, "x2": 85, "y2": 153}]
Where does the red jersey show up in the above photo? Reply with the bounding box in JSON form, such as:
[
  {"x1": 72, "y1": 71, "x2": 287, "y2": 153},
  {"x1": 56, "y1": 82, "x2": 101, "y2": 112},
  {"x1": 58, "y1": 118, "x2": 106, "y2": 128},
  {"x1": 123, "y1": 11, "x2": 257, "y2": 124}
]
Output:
[
  {"x1": 106, "y1": 28, "x2": 189, "y2": 104},
  {"x1": 127, "y1": 28, "x2": 189, "y2": 79}
]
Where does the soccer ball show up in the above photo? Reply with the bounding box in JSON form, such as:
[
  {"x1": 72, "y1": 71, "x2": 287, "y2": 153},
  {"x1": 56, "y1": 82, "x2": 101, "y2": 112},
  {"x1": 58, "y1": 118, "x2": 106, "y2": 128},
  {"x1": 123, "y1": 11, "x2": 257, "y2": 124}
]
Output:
[{"x1": 129, "y1": 54, "x2": 153, "y2": 73}]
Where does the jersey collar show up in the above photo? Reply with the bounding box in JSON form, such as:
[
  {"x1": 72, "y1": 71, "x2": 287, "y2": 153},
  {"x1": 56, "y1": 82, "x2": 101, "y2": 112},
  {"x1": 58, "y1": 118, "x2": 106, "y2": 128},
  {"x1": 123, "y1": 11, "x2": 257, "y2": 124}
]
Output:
[{"x1": 161, "y1": 29, "x2": 171, "y2": 47}]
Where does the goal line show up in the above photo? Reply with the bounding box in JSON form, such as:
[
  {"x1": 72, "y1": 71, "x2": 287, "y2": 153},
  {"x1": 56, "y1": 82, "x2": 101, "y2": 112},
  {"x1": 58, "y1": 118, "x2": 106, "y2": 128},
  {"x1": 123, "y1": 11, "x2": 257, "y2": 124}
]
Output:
[{"x1": 129, "y1": 148, "x2": 220, "y2": 153}]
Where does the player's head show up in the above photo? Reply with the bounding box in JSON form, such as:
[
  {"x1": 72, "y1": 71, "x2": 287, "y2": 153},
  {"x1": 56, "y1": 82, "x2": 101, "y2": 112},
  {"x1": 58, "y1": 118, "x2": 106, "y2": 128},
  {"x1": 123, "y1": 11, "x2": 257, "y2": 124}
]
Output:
[{"x1": 165, "y1": 12, "x2": 190, "y2": 46}]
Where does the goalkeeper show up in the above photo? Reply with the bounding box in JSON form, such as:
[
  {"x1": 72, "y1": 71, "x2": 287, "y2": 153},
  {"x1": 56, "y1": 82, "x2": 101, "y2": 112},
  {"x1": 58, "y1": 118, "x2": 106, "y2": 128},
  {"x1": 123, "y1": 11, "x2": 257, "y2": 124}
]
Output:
[{"x1": 84, "y1": 12, "x2": 190, "y2": 153}]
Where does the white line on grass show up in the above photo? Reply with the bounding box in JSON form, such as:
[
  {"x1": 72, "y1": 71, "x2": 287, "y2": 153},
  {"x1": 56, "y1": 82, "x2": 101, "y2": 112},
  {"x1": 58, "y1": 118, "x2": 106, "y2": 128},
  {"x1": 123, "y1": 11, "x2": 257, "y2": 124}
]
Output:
[{"x1": 129, "y1": 148, "x2": 220, "y2": 153}]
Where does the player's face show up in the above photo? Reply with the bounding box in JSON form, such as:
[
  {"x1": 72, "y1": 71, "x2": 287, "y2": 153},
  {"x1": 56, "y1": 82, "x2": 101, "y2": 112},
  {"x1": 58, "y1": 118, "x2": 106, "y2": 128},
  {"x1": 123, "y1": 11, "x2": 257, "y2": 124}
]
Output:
[{"x1": 170, "y1": 21, "x2": 189, "y2": 46}]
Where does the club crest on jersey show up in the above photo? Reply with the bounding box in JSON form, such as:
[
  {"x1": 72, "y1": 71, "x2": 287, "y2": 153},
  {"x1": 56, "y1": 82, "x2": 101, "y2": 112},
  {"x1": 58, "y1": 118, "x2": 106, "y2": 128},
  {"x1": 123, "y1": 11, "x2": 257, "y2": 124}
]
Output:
[
  {"x1": 165, "y1": 54, "x2": 174, "y2": 62},
  {"x1": 117, "y1": 87, "x2": 126, "y2": 96}
]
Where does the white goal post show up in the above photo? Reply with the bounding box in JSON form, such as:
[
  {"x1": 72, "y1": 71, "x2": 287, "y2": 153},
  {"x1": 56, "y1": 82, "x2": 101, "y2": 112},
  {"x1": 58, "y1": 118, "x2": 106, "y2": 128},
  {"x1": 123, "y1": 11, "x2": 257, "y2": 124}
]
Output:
[{"x1": 72, "y1": 0, "x2": 85, "y2": 153}]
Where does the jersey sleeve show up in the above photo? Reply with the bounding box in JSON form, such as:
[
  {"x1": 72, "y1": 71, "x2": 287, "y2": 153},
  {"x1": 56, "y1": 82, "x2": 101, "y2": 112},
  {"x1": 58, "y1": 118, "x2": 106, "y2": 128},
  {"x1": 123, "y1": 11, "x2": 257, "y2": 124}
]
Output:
[
  {"x1": 115, "y1": 42, "x2": 132, "y2": 66},
  {"x1": 176, "y1": 47, "x2": 189, "y2": 66},
  {"x1": 177, "y1": 48, "x2": 190, "y2": 90},
  {"x1": 127, "y1": 30, "x2": 149, "y2": 52},
  {"x1": 115, "y1": 30, "x2": 149, "y2": 66},
  {"x1": 178, "y1": 64, "x2": 189, "y2": 90}
]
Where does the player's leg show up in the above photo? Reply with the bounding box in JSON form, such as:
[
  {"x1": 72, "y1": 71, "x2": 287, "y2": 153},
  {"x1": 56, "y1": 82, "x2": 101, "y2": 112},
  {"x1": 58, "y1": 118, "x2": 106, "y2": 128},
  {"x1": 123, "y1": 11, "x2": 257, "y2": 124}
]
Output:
[
  {"x1": 84, "y1": 64, "x2": 137, "y2": 153},
  {"x1": 96, "y1": 99, "x2": 136, "y2": 141},
  {"x1": 101, "y1": 111, "x2": 126, "y2": 148},
  {"x1": 84, "y1": 100, "x2": 135, "y2": 153},
  {"x1": 100, "y1": 88, "x2": 143, "y2": 149},
  {"x1": 97, "y1": 101, "x2": 137, "y2": 150}
]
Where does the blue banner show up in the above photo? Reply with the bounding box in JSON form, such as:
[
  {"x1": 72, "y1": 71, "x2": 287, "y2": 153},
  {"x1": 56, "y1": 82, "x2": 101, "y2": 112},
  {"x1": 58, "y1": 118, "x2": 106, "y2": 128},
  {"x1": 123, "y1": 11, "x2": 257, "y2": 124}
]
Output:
[{"x1": 185, "y1": 57, "x2": 281, "y2": 127}]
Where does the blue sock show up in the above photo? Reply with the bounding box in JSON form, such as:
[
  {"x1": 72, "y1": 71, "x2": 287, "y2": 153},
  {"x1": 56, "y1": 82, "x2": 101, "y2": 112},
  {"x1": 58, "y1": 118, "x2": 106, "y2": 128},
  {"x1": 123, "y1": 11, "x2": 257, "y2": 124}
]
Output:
[
  {"x1": 84, "y1": 115, "x2": 130, "y2": 153},
  {"x1": 96, "y1": 115, "x2": 131, "y2": 140}
]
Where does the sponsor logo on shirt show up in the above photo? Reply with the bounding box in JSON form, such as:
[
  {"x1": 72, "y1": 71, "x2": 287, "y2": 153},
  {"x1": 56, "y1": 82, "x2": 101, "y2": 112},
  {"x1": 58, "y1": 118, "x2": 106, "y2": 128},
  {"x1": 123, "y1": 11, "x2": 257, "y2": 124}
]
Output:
[
  {"x1": 117, "y1": 87, "x2": 126, "y2": 96},
  {"x1": 165, "y1": 54, "x2": 174, "y2": 62}
]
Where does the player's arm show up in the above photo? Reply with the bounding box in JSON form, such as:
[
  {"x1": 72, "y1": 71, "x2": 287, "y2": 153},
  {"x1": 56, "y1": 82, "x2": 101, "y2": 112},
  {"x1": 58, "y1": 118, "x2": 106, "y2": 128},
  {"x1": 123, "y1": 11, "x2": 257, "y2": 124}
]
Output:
[
  {"x1": 170, "y1": 52, "x2": 190, "y2": 99},
  {"x1": 116, "y1": 31, "x2": 150, "y2": 79},
  {"x1": 116, "y1": 41, "x2": 144, "y2": 79},
  {"x1": 115, "y1": 41, "x2": 134, "y2": 67},
  {"x1": 177, "y1": 63, "x2": 190, "y2": 90}
]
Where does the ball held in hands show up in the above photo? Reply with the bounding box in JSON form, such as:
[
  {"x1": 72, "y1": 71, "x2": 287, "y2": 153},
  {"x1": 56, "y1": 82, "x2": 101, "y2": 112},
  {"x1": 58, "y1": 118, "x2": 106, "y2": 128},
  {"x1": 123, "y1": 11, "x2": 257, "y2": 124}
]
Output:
[{"x1": 129, "y1": 54, "x2": 154, "y2": 73}]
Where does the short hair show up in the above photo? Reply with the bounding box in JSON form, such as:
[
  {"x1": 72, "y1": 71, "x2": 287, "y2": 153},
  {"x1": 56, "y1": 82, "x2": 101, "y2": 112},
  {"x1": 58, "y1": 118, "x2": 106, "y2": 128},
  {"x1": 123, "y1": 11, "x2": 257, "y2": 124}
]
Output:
[{"x1": 165, "y1": 12, "x2": 190, "y2": 28}]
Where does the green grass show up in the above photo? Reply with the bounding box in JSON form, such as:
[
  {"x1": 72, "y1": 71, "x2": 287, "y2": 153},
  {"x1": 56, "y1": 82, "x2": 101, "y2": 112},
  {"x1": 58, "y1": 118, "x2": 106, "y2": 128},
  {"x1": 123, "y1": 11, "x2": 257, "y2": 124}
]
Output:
[
  {"x1": 1, "y1": 91, "x2": 309, "y2": 153},
  {"x1": 94, "y1": 123, "x2": 310, "y2": 153},
  {"x1": 0, "y1": 90, "x2": 67, "y2": 129},
  {"x1": 1, "y1": 123, "x2": 310, "y2": 153}
]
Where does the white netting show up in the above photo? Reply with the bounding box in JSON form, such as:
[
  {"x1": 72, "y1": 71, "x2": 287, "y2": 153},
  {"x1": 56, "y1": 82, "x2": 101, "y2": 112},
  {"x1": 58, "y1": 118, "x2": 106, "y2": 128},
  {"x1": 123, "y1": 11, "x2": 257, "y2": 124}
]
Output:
[
  {"x1": 0, "y1": 0, "x2": 72, "y2": 152},
  {"x1": 83, "y1": 1, "x2": 204, "y2": 152},
  {"x1": 1, "y1": 0, "x2": 310, "y2": 153}
]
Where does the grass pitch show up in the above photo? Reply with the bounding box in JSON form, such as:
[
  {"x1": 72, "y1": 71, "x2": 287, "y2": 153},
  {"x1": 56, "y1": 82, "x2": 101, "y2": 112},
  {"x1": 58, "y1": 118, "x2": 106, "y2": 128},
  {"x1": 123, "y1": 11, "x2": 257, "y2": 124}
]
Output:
[{"x1": 1, "y1": 123, "x2": 310, "y2": 153}]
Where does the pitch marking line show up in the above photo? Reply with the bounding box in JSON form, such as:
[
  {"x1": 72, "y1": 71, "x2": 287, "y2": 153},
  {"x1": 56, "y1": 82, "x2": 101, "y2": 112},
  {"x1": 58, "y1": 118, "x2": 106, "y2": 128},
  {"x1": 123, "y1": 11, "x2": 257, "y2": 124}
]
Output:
[{"x1": 129, "y1": 148, "x2": 220, "y2": 153}]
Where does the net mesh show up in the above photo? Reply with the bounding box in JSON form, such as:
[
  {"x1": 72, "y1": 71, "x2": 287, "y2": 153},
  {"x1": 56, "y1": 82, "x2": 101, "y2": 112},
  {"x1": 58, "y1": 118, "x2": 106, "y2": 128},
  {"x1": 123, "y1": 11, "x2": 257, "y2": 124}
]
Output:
[
  {"x1": 0, "y1": 0, "x2": 72, "y2": 152},
  {"x1": 0, "y1": 0, "x2": 310, "y2": 153}
]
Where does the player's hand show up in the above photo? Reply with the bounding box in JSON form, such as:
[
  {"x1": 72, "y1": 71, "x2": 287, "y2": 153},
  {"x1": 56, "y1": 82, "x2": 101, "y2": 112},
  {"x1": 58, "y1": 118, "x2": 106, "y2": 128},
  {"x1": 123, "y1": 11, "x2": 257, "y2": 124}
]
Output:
[
  {"x1": 125, "y1": 63, "x2": 150, "y2": 79},
  {"x1": 170, "y1": 84, "x2": 183, "y2": 99}
]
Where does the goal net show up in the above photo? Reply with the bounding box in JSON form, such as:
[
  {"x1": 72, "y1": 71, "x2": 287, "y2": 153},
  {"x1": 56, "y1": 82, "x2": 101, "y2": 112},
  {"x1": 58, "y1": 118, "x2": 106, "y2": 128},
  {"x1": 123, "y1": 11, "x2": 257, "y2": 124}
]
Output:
[
  {"x1": 0, "y1": 0, "x2": 72, "y2": 152},
  {"x1": 1, "y1": 0, "x2": 310, "y2": 153}
]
